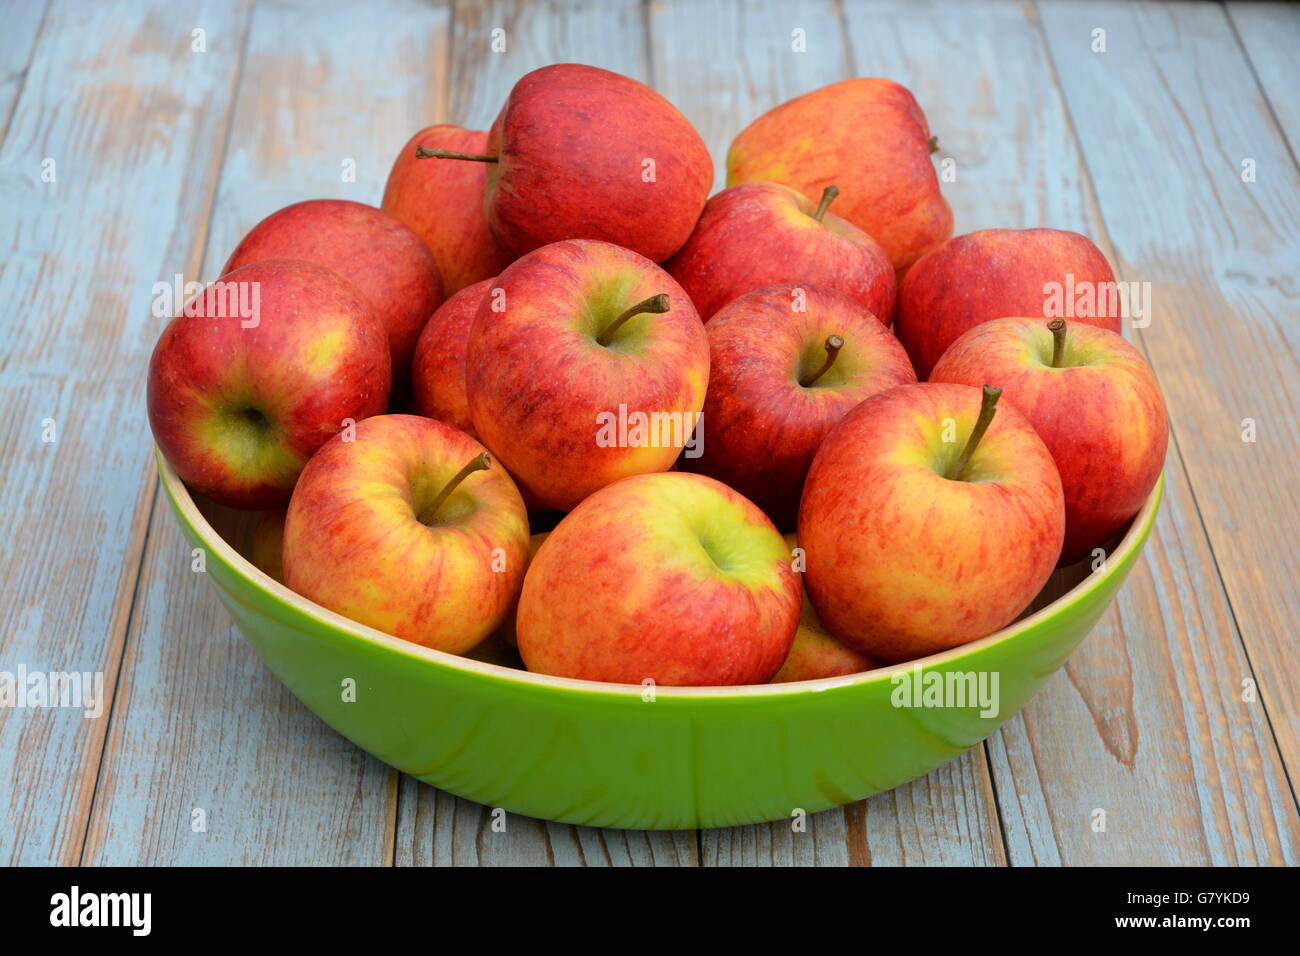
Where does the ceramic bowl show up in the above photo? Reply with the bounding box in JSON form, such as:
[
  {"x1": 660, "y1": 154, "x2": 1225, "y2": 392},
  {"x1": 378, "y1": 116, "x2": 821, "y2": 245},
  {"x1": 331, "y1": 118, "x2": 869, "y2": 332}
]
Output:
[{"x1": 158, "y1": 449, "x2": 1162, "y2": 829}]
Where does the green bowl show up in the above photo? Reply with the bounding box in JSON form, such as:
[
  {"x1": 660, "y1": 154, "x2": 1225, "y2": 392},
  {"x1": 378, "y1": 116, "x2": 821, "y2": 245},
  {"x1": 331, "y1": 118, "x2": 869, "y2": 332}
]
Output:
[{"x1": 159, "y1": 449, "x2": 1162, "y2": 830}]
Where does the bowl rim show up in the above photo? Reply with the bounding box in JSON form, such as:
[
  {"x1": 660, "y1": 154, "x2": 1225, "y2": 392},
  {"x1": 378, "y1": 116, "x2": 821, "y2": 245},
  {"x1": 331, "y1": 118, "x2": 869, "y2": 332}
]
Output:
[{"x1": 159, "y1": 447, "x2": 1163, "y2": 702}]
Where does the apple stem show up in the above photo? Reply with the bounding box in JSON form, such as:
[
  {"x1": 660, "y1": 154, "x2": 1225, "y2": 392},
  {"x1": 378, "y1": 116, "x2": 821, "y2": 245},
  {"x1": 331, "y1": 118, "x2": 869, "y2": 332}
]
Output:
[
  {"x1": 421, "y1": 452, "x2": 491, "y2": 522},
  {"x1": 415, "y1": 146, "x2": 499, "y2": 163},
  {"x1": 928, "y1": 135, "x2": 939, "y2": 155},
  {"x1": 947, "y1": 385, "x2": 1002, "y2": 481},
  {"x1": 800, "y1": 334, "x2": 845, "y2": 387},
  {"x1": 596, "y1": 294, "x2": 671, "y2": 346},
  {"x1": 812, "y1": 185, "x2": 840, "y2": 224},
  {"x1": 1048, "y1": 318, "x2": 1067, "y2": 368}
]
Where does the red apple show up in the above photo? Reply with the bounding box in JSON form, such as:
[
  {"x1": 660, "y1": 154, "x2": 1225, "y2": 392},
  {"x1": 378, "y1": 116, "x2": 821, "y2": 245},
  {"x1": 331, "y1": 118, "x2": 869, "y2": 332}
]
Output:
[
  {"x1": 686, "y1": 284, "x2": 916, "y2": 530},
  {"x1": 416, "y1": 64, "x2": 712, "y2": 262},
  {"x1": 771, "y1": 534, "x2": 876, "y2": 683},
  {"x1": 894, "y1": 227, "x2": 1119, "y2": 378},
  {"x1": 930, "y1": 317, "x2": 1167, "y2": 565},
  {"x1": 282, "y1": 415, "x2": 529, "y2": 654},
  {"x1": 465, "y1": 239, "x2": 709, "y2": 512},
  {"x1": 799, "y1": 383, "x2": 1065, "y2": 662},
  {"x1": 147, "y1": 259, "x2": 391, "y2": 509},
  {"x1": 412, "y1": 277, "x2": 495, "y2": 437},
  {"x1": 222, "y1": 199, "x2": 444, "y2": 390},
  {"x1": 664, "y1": 181, "x2": 896, "y2": 324},
  {"x1": 382, "y1": 124, "x2": 513, "y2": 294},
  {"x1": 517, "y1": 472, "x2": 801, "y2": 686},
  {"x1": 726, "y1": 78, "x2": 953, "y2": 274}
]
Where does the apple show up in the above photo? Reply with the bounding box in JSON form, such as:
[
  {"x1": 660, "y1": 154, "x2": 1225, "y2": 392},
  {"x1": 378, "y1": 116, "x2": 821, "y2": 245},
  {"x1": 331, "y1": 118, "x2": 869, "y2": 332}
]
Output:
[
  {"x1": 930, "y1": 316, "x2": 1167, "y2": 565},
  {"x1": 382, "y1": 124, "x2": 513, "y2": 294},
  {"x1": 415, "y1": 64, "x2": 712, "y2": 262},
  {"x1": 516, "y1": 472, "x2": 801, "y2": 685},
  {"x1": 221, "y1": 199, "x2": 444, "y2": 391},
  {"x1": 465, "y1": 239, "x2": 709, "y2": 512},
  {"x1": 771, "y1": 533, "x2": 876, "y2": 683},
  {"x1": 799, "y1": 382, "x2": 1065, "y2": 662},
  {"x1": 493, "y1": 531, "x2": 550, "y2": 650},
  {"x1": 412, "y1": 277, "x2": 495, "y2": 437},
  {"x1": 664, "y1": 181, "x2": 896, "y2": 324},
  {"x1": 250, "y1": 508, "x2": 287, "y2": 584},
  {"x1": 726, "y1": 78, "x2": 953, "y2": 274},
  {"x1": 147, "y1": 259, "x2": 391, "y2": 509},
  {"x1": 894, "y1": 227, "x2": 1119, "y2": 379},
  {"x1": 282, "y1": 414, "x2": 530, "y2": 654},
  {"x1": 684, "y1": 284, "x2": 916, "y2": 530}
]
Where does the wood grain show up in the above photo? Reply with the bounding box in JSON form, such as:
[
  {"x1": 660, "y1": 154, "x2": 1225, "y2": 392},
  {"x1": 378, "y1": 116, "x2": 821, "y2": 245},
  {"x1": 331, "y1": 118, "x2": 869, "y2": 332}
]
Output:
[
  {"x1": 394, "y1": 777, "x2": 698, "y2": 866},
  {"x1": 1037, "y1": 0, "x2": 1300, "y2": 818},
  {"x1": 0, "y1": 0, "x2": 250, "y2": 866},
  {"x1": 80, "y1": 0, "x2": 450, "y2": 865},
  {"x1": 1226, "y1": 2, "x2": 1300, "y2": 161},
  {"x1": 0, "y1": 0, "x2": 48, "y2": 136}
]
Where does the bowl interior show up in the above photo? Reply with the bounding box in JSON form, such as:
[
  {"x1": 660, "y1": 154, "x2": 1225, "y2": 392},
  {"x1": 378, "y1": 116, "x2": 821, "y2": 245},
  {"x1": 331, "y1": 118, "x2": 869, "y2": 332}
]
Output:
[{"x1": 163, "y1": 450, "x2": 1164, "y2": 699}]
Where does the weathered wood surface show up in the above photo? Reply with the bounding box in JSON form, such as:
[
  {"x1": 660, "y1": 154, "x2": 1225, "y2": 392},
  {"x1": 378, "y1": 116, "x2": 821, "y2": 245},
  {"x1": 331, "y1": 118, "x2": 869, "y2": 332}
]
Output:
[
  {"x1": 80, "y1": 0, "x2": 444, "y2": 867},
  {"x1": 1034, "y1": 0, "x2": 1300, "y2": 862},
  {"x1": 0, "y1": 0, "x2": 252, "y2": 866},
  {"x1": 1, "y1": 0, "x2": 1296, "y2": 866}
]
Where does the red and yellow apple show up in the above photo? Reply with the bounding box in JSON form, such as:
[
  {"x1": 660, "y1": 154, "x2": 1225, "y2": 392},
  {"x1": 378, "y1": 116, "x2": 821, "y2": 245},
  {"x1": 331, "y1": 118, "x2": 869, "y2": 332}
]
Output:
[
  {"x1": 664, "y1": 181, "x2": 896, "y2": 324},
  {"x1": 465, "y1": 239, "x2": 709, "y2": 512},
  {"x1": 412, "y1": 277, "x2": 495, "y2": 437},
  {"x1": 771, "y1": 534, "x2": 876, "y2": 683},
  {"x1": 382, "y1": 124, "x2": 512, "y2": 294},
  {"x1": 282, "y1": 414, "x2": 529, "y2": 654},
  {"x1": 685, "y1": 284, "x2": 916, "y2": 530},
  {"x1": 799, "y1": 382, "x2": 1065, "y2": 662},
  {"x1": 418, "y1": 64, "x2": 712, "y2": 262},
  {"x1": 517, "y1": 472, "x2": 801, "y2": 686},
  {"x1": 147, "y1": 259, "x2": 391, "y2": 509},
  {"x1": 221, "y1": 199, "x2": 444, "y2": 389},
  {"x1": 930, "y1": 317, "x2": 1167, "y2": 565},
  {"x1": 726, "y1": 78, "x2": 953, "y2": 274},
  {"x1": 895, "y1": 227, "x2": 1119, "y2": 378}
]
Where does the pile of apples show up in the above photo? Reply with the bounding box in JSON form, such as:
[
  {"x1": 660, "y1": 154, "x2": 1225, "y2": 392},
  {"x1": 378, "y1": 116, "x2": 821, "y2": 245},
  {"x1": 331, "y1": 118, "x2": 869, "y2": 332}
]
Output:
[{"x1": 147, "y1": 64, "x2": 1168, "y2": 687}]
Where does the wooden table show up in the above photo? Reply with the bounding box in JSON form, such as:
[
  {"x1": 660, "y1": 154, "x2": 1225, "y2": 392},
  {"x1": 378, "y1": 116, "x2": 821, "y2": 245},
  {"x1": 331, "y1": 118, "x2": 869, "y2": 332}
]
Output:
[{"x1": 2, "y1": 0, "x2": 1297, "y2": 866}]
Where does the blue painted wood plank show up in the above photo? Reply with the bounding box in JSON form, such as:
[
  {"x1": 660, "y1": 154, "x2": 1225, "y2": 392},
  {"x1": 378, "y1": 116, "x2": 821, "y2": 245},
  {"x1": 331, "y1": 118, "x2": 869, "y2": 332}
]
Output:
[
  {"x1": 1227, "y1": 2, "x2": 1300, "y2": 160},
  {"x1": 1029, "y1": 0, "x2": 1300, "y2": 861},
  {"x1": 80, "y1": 0, "x2": 451, "y2": 866},
  {"x1": 0, "y1": 0, "x2": 251, "y2": 866}
]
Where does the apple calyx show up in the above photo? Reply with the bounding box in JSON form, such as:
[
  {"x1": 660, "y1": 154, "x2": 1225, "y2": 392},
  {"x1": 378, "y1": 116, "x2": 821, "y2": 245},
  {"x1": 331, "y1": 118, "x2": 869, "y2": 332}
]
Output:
[
  {"x1": 596, "y1": 294, "x2": 671, "y2": 346},
  {"x1": 812, "y1": 185, "x2": 841, "y2": 224},
  {"x1": 946, "y1": 385, "x2": 1002, "y2": 481},
  {"x1": 415, "y1": 146, "x2": 500, "y2": 163},
  {"x1": 1048, "y1": 318, "x2": 1067, "y2": 368},
  {"x1": 928, "y1": 135, "x2": 939, "y2": 155},
  {"x1": 419, "y1": 451, "x2": 491, "y2": 523},
  {"x1": 800, "y1": 334, "x2": 845, "y2": 387}
]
